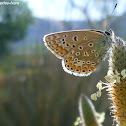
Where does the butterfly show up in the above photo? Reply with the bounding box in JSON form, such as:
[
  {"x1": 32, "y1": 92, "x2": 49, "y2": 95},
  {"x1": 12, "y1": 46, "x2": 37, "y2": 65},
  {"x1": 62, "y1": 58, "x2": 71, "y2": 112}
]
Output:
[{"x1": 43, "y1": 29, "x2": 114, "y2": 76}]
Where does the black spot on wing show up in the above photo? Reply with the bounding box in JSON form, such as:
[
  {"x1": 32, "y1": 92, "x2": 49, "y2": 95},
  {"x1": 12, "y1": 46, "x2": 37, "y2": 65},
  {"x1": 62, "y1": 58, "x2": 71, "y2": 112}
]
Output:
[{"x1": 90, "y1": 30, "x2": 104, "y2": 35}]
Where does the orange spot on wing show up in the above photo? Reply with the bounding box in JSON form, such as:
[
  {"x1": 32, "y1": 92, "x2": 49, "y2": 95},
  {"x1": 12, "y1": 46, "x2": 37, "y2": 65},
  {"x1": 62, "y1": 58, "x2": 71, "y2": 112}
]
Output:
[
  {"x1": 68, "y1": 52, "x2": 72, "y2": 56},
  {"x1": 68, "y1": 57, "x2": 72, "y2": 61},
  {"x1": 69, "y1": 63, "x2": 72, "y2": 66},
  {"x1": 51, "y1": 36, "x2": 56, "y2": 40},
  {"x1": 61, "y1": 49, "x2": 67, "y2": 54},
  {"x1": 57, "y1": 46, "x2": 62, "y2": 51},
  {"x1": 51, "y1": 41, "x2": 55, "y2": 44},
  {"x1": 77, "y1": 66, "x2": 81, "y2": 71},
  {"x1": 82, "y1": 67, "x2": 88, "y2": 72},
  {"x1": 54, "y1": 44, "x2": 58, "y2": 48},
  {"x1": 90, "y1": 67, "x2": 96, "y2": 71},
  {"x1": 71, "y1": 65, "x2": 76, "y2": 70}
]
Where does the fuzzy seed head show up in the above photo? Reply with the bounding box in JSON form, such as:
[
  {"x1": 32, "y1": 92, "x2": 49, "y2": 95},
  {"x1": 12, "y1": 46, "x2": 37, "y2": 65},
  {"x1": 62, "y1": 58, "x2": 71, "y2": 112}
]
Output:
[
  {"x1": 107, "y1": 37, "x2": 126, "y2": 125},
  {"x1": 110, "y1": 37, "x2": 126, "y2": 73}
]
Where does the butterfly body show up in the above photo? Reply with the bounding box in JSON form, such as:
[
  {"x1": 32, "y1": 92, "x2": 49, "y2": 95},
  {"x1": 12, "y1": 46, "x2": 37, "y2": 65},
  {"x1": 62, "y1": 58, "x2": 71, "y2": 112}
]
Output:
[{"x1": 43, "y1": 29, "x2": 113, "y2": 76}]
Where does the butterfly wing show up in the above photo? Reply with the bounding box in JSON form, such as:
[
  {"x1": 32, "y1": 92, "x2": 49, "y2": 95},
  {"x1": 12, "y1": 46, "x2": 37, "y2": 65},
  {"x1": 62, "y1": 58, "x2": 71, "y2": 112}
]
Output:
[{"x1": 43, "y1": 30, "x2": 111, "y2": 76}]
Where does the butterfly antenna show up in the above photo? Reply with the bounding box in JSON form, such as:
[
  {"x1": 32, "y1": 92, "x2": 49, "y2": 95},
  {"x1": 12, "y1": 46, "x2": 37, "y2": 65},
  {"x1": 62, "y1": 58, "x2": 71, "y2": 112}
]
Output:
[{"x1": 106, "y1": 3, "x2": 118, "y2": 30}]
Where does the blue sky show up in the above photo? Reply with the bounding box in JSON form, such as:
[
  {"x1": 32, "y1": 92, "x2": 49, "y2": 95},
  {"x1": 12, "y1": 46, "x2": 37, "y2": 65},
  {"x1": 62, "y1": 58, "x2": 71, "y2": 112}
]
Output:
[{"x1": 24, "y1": 0, "x2": 126, "y2": 21}]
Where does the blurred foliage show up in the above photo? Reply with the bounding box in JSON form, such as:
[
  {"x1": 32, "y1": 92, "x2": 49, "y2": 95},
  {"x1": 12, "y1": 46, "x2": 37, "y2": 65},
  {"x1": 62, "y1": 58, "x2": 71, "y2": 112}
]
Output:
[
  {"x1": 0, "y1": 0, "x2": 33, "y2": 55},
  {"x1": 79, "y1": 95, "x2": 101, "y2": 126},
  {"x1": 0, "y1": 43, "x2": 113, "y2": 126}
]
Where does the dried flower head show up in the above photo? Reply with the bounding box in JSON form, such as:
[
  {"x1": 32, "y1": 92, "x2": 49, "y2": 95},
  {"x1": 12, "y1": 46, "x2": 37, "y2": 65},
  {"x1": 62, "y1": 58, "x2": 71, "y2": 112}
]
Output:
[{"x1": 106, "y1": 37, "x2": 126, "y2": 126}]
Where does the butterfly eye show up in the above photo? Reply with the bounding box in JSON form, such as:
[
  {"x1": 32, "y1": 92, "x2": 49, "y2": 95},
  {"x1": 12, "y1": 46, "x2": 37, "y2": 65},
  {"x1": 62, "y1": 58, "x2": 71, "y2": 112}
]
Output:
[{"x1": 105, "y1": 31, "x2": 111, "y2": 36}]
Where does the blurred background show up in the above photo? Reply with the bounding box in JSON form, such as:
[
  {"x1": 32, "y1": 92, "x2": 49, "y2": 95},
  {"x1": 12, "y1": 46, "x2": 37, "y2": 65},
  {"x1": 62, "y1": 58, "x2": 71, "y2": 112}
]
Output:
[{"x1": 0, "y1": 0, "x2": 126, "y2": 125}]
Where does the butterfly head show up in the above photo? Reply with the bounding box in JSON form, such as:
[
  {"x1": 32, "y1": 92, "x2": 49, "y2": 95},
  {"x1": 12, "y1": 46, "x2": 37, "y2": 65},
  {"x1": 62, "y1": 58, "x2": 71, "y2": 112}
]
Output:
[
  {"x1": 105, "y1": 29, "x2": 115, "y2": 43},
  {"x1": 105, "y1": 29, "x2": 113, "y2": 36}
]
